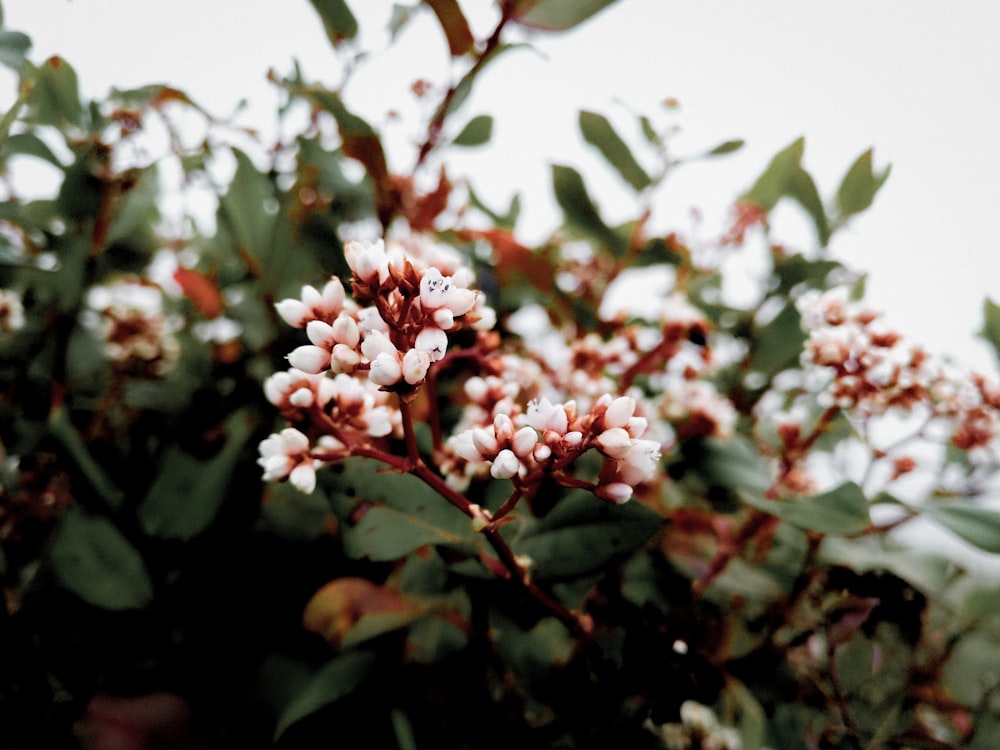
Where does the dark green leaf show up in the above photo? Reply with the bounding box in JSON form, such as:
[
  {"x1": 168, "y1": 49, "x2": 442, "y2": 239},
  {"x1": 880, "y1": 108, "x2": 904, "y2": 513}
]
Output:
[
  {"x1": 274, "y1": 649, "x2": 377, "y2": 740},
  {"x1": 515, "y1": 0, "x2": 617, "y2": 31},
  {"x1": 48, "y1": 406, "x2": 124, "y2": 509},
  {"x1": 24, "y1": 56, "x2": 83, "y2": 127},
  {"x1": 138, "y1": 411, "x2": 254, "y2": 540},
  {"x1": 0, "y1": 29, "x2": 30, "y2": 72},
  {"x1": 739, "y1": 482, "x2": 871, "y2": 535},
  {"x1": 836, "y1": 148, "x2": 890, "y2": 219},
  {"x1": 48, "y1": 510, "x2": 154, "y2": 610},
  {"x1": 423, "y1": 0, "x2": 475, "y2": 56},
  {"x1": 329, "y1": 458, "x2": 478, "y2": 561},
  {"x1": 551, "y1": 163, "x2": 627, "y2": 255},
  {"x1": 513, "y1": 490, "x2": 663, "y2": 580},
  {"x1": 919, "y1": 502, "x2": 1000, "y2": 554},
  {"x1": 452, "y1": 114, "x2": 493, "y2": 147},
  {"x1": 307, "y1": 0, "x2": 359, "y2": 47},
  {"x1": 980, "y1": 297, "x2": 1000, "y2": 364},
  {"x1": 788, "y1": 165, "x2": 830, "y2": 246},
  {"x1": 578, "y1": 109, "x2": 651, "y2": 191}
]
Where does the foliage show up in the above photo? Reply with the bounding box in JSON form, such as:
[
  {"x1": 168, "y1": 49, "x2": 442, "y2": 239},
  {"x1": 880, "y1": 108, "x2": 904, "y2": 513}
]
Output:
[{"x1": 2, "y1": 2, "x2": 1000, "y2": 749}]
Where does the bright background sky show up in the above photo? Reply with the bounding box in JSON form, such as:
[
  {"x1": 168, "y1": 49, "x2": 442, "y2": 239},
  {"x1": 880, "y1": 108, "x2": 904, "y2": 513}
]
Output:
[{"x1": 3, "y1": 0, "x2": 1000, "y2": 375}]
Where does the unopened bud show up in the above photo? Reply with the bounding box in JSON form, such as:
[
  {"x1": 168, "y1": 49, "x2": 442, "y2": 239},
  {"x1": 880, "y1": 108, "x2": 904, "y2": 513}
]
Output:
[
  {"x1": 596, "y1": 482, "x2": 633, "y2": 504},
  {"x1": 287, "y1": 345, "x2": 331, "y2": 374},
  {"x1": 369, "y1": 352, "x2": 402, "y2": 386},
  {"x1": 490, "y1": 449, "x2": 521, "y2": 479}
]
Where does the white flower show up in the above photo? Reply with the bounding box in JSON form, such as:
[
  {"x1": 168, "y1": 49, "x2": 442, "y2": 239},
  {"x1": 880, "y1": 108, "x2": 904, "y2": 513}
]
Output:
[
  {"x1": 596, "y1": 482, "x2": 633, "y2": 504},
  {"x1": 345, "y1": 239, "x2": 389, "y2": 284},
  {"x1": 360, "y1": 329, "x2": 399, "y2": 361},
  {"x1": 420, "y1": 267, "x2": 476, "y2": 316},
  {"x1": 289, "y1": 463, "x2": 317, "y2": 494},
  {"x1": 603, "y1": 396, "x2": 636, "y2": 429},
  {"x1": 525, "y1": 398, "x2": 569, "y2": 434},
  {"x1": 596, "y1": 427, "x2": 632, "y2": 459},
  {"x1": 617, "y1": 439, "x2": 661, "y2": 485}
]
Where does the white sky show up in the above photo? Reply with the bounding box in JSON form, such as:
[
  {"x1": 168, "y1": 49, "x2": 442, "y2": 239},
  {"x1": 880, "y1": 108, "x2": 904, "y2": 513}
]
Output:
[{"x1": 3, "y1": 0, "x2": 1000, "y2": 374}]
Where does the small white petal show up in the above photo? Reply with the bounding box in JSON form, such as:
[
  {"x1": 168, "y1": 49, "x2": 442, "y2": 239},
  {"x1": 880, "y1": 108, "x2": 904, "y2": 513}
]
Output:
[
  {"x1": 289, "y1": 463, "x2": 317, "y2": 494},
  {"x1": 402, "y1": 348, "x2": 431, "y2": 385},
  {"x1": 596, "y1": 427, "x2": 632, "y2": 459},
  {"x1": 512, "y1": 426, "x2": 538, "y2": 458},
  {"x1": 287, "y1": 345, "x2": 331, "y2": 374},
  {"x1": 415, "y1": 327, "x2": 449, "y2": 361},
  {"x1": 604, "y1": 396, "x2": 635, "y2": 429},
  {"x1": 369, "y1": 352, "x2": 402, "y2": 386},
  {"x1": 490, "y1": 449, "x2": 520, "y2": 479}
]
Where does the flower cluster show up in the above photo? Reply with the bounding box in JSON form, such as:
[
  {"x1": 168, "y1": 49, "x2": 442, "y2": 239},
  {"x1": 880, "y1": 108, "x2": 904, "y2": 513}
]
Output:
[
  {"x1": 83, "y1": 279, "x2": 181, "y2": 376},
  {"x1": 645, "y1": 700, "x2": 746, "y2": 750},
  {"x1": 278, "y1": 239, "x2": 494, "y2": 393},
  {"x1": 447, "y1": 394, "x2": 661, "y2": 504},
  {"x1": 796, "y1": 287, "x2": 1000, "y2": 452}
]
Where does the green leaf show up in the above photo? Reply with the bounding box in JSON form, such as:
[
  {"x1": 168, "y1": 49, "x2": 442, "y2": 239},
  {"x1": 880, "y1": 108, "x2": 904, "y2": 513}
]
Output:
[
  {"x1": 919, "y1": 502, "x2": 1000, "y2": 554},
  {"x1": 551, "y1": 163, "x2": 627, "y2": 255},
  {"x1": 48, "y1": 405, "x2": 124, "y2": 509},
  {"x1": 451, "y1": 114, "x2": 493, "y2": 147},
  {"x1": 740, "y1": 137, "x2": 806, "y2": 211},
  {"x1": 423, "y1": 0, "x2": 475, "y2": 56},
  {"x1": 980, "y1": 297, "x2": 1000, "y2": 364},
  {"x1": 687, "y1": 436, "x2": 771, "y2": 493},
  {"x1": 0, "y1": 29, "x2": 30, "y2": 72},
  {"x1": 578, "y1": 109, "x2": 651, "y2": 191},
  {"x1": 788, "y1": 164, "x2": 830, "y2": 246},
  {"x1": 0, "y1": 131, "x2": 64, "y2": 166},
  {"x1": 218, "y1": 148, "x2": 277, "y2": 269},
  {"x1": 739, "y1": 482, "x2": 871, "y2": 535},
  {"x1": 274, "y1": 649, "x2": 377, "y2": 740},
  {"x1": 329, "y1": 458, "x2": 477, "y2": 561},
  {"x1": 750, "y1": 299, "x2": 807, "y2": 379},
  {"x1": 24, "y1": 56, "x2": 83, "y2": 128},
  {"x1": 307, "y1": 0, "x2": 359, "y2": 47},
  {"x1": 48, "y1": 510, "x2": 154, "y2": 610},
  {"x1": 705, "y1": 138, "x2": 745, "y2": 157},
  {"x1": 836, "y1": 148, "x2": 890, "y2": 219},
  {"x1": 138, "y1": 411, "x2": 254, "y2": 540},
  {"x1": 515, "y1": 0, "x2": 618, "y2": 31},
  {"x1": 513, "y1": 490, "x2": 663, "y2": 580}
]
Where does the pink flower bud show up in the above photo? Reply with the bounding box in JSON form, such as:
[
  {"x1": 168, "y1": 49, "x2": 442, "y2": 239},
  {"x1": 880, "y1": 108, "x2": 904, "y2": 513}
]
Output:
[
  {"x1": 472, "y1": 427, "x2": 499, "y2": 457},
  {"x1": 320, "y1": 277, "x2": 346, "y2": 311},
  {"x1": 289, "y1": 387, "x2": 314, "y2": 408},
  {"x1": 533, "y1": 443, "x2": 552, "y2": 462},
  {"x1": 604, "y1": 396, "x2": 635, "y2": 429},
  {"x1": 490, "y1": 449, "x2": 521, "y2": 479},
  {"x1": 275, "y1": 297, "x2": 309, "y2": 328},
  {"x1": 369, "y1": 352, "x2": 402, "y2": 386},
  {"x1": 331, "y1": 344, "x2": 361, "y2": 372},
  {"x1": 287, "y1": 345, "x2": 331, "y2": 374},
  {"x1": 346, "y1": 239, "x2": 388, "y2": 283},
  {"x1": 361, "y1": 330, "x2": 399, "y2": 361},
  {"x1": 596, "y1": 427, "x2": 632, "y2": 459},
  {"x1": 493, "y1": 413, "x2": 515, "y2": 442},
  {"x1": 402, "y1": 348, "x2": 431, "y2": 385},
  {"x1": 415, "y1": 326, "x2": 449, "y2": 361},
  {"x1": 331, "y1": 314, "x2": 360, "y2": 348},
  {"x1": 306, "y1": 319, "x2": 335, "y2": 346},
  {"x1": 596, "y1": 482, "x2": 633, "y2": 504},
  {"x1": 512, "y1": 426, "x2": 538, "y2": 458}
]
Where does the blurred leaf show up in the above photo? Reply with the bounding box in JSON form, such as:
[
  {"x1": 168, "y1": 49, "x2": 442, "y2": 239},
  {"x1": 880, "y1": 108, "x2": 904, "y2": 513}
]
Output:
[
  {"x1": 0, "y1": 131, "x2": 63, "y2": 166},
  {"x1": 451, "y1": 114, "x2": 493, "y2": 147},
  {"x1": 138, "y1": 411, "x2": 254, "y2": 540},
  {"x1": 218, "y1": 148, "x2": 277, "y2": 268},
  {"x1": 423, "y1": 0, "x2": 474, "y2": 56},
  {"x1": 750, "y1": 299, "x2": 806, "y2": 378},
  {"x1": 445, "y1": 42, "x2": 521, "y2": 116},
  {"x1": 329, "y1": 458, "x2": 477, "y2": 561},
  {"x1": 740, "y1": 138, "x2": 805, "y2": 211},
  {"x1": 740, "y1": 138, "x2": 830, "y2": 246},
  {"x1": 273, "y1": 648, "x2": 377, "y2": 740},
  {"x1": 388, "y1": 3, "x2": 416, "y2": 40},
  {"x1": 307, "y1": 0, "x2": 359, "y2": 47},
  {"x1": 24, "y1": 55, "x2": 83, "y2": 128},
  {"x1": 578, "y1": 109, "x2": 651, "y2": 191},
  {"x1": 551, "y1": 163, "x2": 627, "y2": 255},
  {"x1": 687, "y1": 436, "x2": 771, "y2": 493},
  {"x1": 304, "y1": 90, "x2": 393, "y2": 227},
  {"x1": 705, "y1": 138, "x2": 745, "y2": 157},
  {"x1": 739, "y1": 482, "x2": 871, "y2": 535},
  {"x1": 513, "y1": 489, "x2": 663, "y2": 580},
  {"x1": 303, "y1": 577, "x2": 426, "y2": 649},
  {"x1": 466, "y1": 185, "x2": 519, "y2": 228},
  {"x1": 48, "y1": 510, "x2": 153, "y2": 610},
  {"x1": 514, "y1": 0, "x2": 617, "y2": 31},
  {"x1": 0, "y1": 29, "x2": 30, "y2": 72},
  {"x1": 981, "y1": 297, "x2": 1000, "y2": 363},
  {"x1": 48, "y1": 405, "x2": 124, "y2": 509},
  {"x1": 919, "y1": 502, "x2": 1000, "y2": 554},
  {"x1": 836, "y1": 148, "x2": 890, "y2": 219}
]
